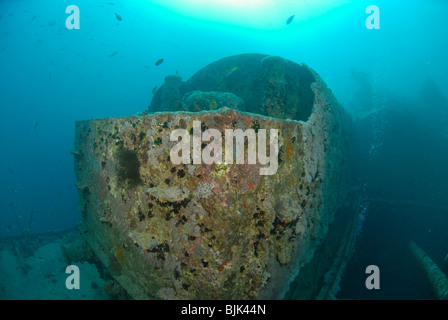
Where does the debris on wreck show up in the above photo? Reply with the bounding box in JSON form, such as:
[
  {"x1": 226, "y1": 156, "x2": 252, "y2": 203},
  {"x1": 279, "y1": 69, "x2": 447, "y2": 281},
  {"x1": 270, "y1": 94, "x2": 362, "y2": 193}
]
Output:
[{"x1": 409, "y1": 241, "x2": 448, "y2": 300}]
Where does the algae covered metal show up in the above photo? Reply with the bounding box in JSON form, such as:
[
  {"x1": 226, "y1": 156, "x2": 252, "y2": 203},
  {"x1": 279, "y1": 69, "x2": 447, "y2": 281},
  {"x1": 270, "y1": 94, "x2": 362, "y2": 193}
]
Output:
[{"x1": 73, "y1": 54, "x2": 354, "y2": 299}]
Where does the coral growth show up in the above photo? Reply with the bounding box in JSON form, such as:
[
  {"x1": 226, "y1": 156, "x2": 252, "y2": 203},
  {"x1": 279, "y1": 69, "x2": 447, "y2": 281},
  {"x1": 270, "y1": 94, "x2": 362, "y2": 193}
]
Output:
[{"x1": 115, "y1": 148, "x2": 141, "y2": 188}]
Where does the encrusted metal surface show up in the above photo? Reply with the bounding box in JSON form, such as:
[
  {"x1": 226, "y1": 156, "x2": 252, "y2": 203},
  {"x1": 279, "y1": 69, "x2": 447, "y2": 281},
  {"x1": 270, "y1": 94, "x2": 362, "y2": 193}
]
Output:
[{"x1": 74, "y1": 55, "x2": 351, "y2": 299}]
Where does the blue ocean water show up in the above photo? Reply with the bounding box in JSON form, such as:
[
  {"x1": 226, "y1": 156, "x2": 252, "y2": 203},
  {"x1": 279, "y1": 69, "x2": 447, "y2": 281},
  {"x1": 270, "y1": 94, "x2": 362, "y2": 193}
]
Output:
[{"x1": 0, "y1": 0, "x2": 447, "y2": 299}]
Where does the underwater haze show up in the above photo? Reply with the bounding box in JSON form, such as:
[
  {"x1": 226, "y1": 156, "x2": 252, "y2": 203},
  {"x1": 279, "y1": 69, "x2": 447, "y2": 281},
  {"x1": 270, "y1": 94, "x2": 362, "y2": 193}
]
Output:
[{"x1": 0, "y1": 0, "x2": 447, "y2": 300}]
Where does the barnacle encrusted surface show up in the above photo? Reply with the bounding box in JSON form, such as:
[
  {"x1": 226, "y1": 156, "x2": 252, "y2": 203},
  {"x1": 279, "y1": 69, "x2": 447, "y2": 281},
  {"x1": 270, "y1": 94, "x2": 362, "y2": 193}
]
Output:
[{"x1": 74, "y1": 58, "x2": 351, "y2": 299}]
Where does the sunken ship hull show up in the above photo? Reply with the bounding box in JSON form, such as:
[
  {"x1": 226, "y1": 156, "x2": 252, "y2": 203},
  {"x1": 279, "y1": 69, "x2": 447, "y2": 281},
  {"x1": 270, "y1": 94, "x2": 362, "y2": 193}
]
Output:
[{"x1": 72, "y1": 54, "x2": 356, "y2": 299}]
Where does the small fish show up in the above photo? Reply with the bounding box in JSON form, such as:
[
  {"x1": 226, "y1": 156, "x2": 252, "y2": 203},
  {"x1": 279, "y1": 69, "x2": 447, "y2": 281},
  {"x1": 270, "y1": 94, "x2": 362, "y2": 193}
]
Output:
[
  {"x1": 445, "y1": 253, "x2": 448, "y2": 262},
  {"x1": 31, "y1": 15, "x2": 36, "y2": 21},
  {"x1": 224, "y1": 66, "x2": 238, "y2": 77},
  {"x1": 155, "y1": 58, "x2": 164, "y2": 66},
  {"x1": 286, "y1": 15, "x2": 295, "y2": 25},
  {"x1": 8, "y1": 169, "x2": 13, "y2": 174},
  {"x1": 115, "y1": 13, "x2": 122, "y2": 21},
  {"x1": 108, "y1": 51, "x2": 118, "y2": 57},
  {"x1": 152, "y1": 86, "x2": 158, "y2": 95},
  {"x1": 33, "y1": 121, "x2": 39, "y2": 130}
]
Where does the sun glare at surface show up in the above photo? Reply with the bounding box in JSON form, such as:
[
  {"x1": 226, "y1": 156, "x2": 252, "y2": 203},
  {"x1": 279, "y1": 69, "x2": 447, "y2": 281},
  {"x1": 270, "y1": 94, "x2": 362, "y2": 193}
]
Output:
[{"x1": 149, "y1": 0, "x2": 350, "y2": 29}]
